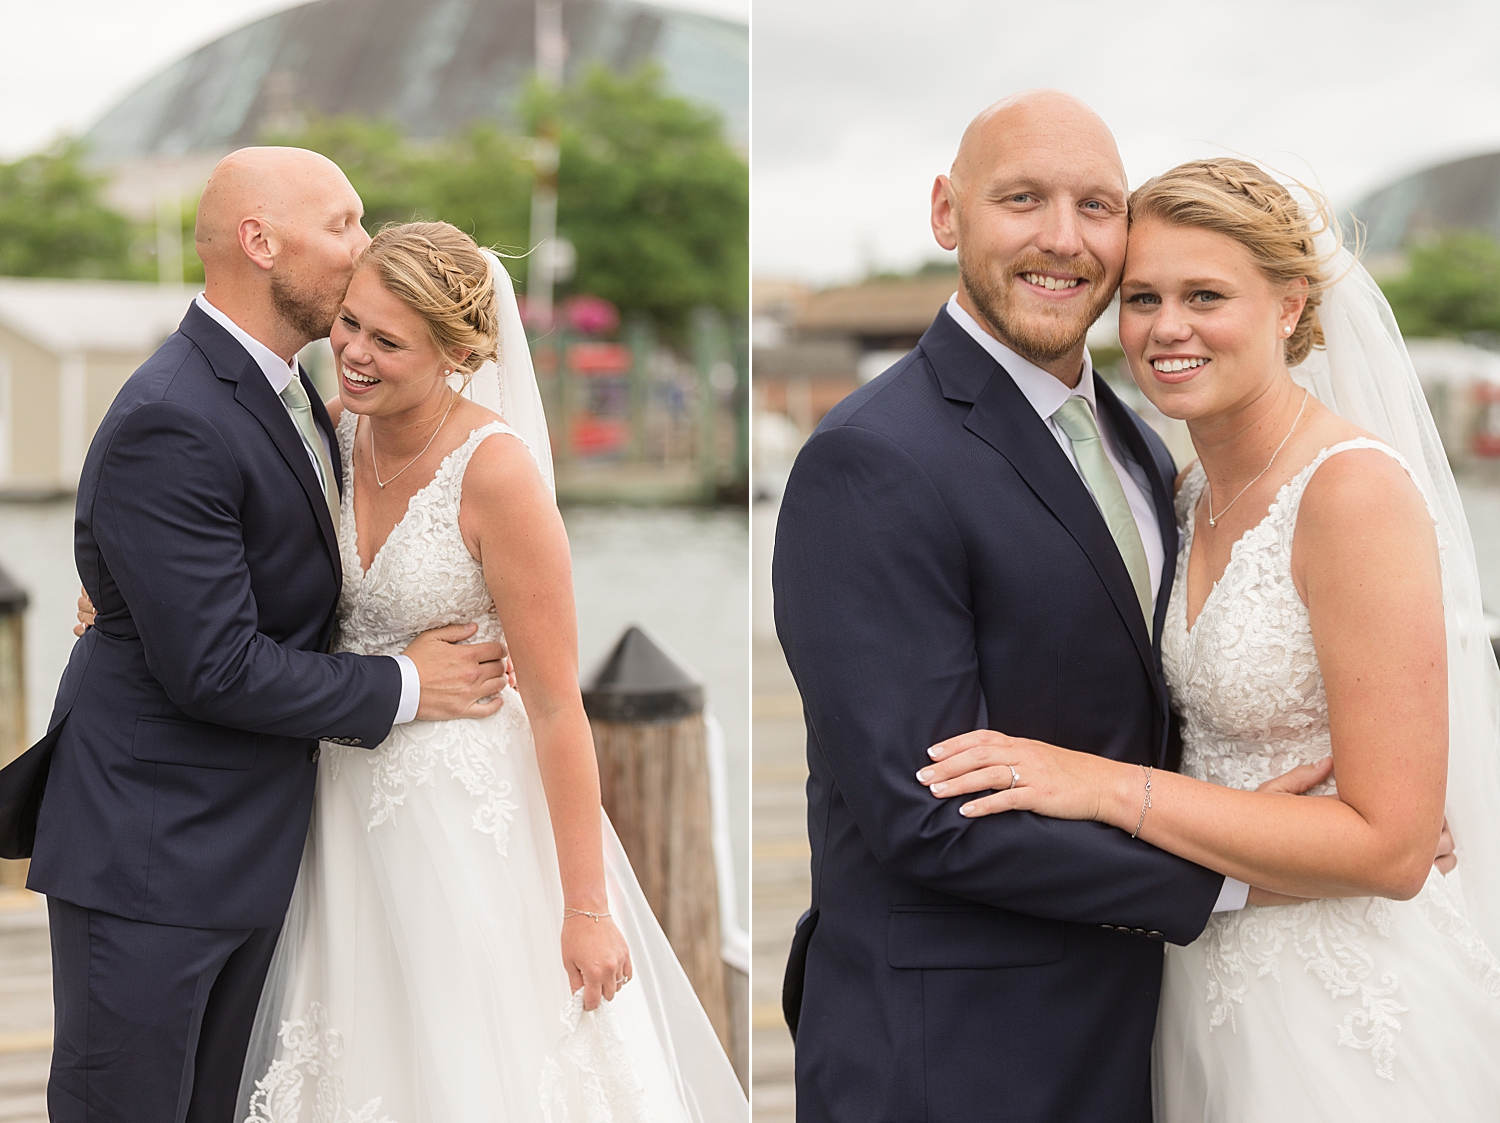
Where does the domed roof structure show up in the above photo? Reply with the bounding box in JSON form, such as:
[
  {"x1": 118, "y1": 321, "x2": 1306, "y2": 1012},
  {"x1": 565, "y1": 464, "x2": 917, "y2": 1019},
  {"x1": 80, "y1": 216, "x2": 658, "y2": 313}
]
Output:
[
  {"x1": 81, "y1": 0, "x2": 746, "y2": 166},
  {"x1": 1352, "y1": 150, "x2": 1500, "y2": 255}
]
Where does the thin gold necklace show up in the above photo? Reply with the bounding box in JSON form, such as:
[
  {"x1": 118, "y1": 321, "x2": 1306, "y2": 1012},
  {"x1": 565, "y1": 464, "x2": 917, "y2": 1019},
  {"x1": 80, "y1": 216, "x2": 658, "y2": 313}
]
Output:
[
  {"x1": 1206, "y1": 389, "x2": 1309, "y2": 528},
  {"x1": 368, "y1": 390, "x2": 458, "y2": 489}
]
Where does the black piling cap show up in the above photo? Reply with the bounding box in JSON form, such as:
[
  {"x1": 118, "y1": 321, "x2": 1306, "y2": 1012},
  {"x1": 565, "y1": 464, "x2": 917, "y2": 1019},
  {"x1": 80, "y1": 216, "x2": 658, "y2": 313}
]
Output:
[
  {"x1": 0, "y1": 563, "x2": 26, "y2": 616},
  {"x1": 582, "y1": 625, "x2": 704, "y2": 722}
]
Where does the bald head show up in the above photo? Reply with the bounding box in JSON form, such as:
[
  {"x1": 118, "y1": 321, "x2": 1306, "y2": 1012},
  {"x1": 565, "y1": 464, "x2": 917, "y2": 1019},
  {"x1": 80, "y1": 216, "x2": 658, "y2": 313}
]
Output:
[
  {"x1": 931, "y1": 90, "x2": 1128, "y2": 379},
  {"x1": 951, "y1": 89, "x2": 1125, "y2": 191},
  {"x1": 195, "y1": 147, "x2": 359, "y2": 266},
  {"x1": 194, "y1": 147, "x2": 370, "y2": 359}
]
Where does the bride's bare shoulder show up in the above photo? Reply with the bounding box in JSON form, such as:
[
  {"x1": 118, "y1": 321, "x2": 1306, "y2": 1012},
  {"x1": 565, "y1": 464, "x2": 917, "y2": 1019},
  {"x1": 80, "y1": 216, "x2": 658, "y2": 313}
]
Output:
[{"x1": 1295, "y1": 436, "x2": 1436, "y2": 573}]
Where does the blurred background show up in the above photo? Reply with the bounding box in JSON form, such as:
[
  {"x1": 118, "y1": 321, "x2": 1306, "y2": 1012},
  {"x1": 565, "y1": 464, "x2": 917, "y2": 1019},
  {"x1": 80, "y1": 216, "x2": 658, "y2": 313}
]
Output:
[
  {"x1": 750, "y1": 2, "x2": 1500, "y2": 1119},
  {"x1": 0, "y1": 0, "x2": 748, "y2": 1111}
]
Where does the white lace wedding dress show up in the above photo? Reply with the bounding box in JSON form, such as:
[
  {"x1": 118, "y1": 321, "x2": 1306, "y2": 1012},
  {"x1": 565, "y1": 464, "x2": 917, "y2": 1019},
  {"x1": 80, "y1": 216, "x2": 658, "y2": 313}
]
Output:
[
  {"x1": 235, "y1": 415, "x2": 745, "y2": 1123},
  {"x1": 1154, "y1": 440, "x2": 1500, "y2": 1122}
]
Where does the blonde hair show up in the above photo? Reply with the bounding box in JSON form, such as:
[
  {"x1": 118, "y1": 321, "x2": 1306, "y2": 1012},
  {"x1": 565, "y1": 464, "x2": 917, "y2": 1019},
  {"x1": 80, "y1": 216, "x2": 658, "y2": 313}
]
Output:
[
  {"x1": 359, "y1": 221, "x2": 498, "y2": 376},
  {"x1": 1128, "y1": 159, "x2": 1334, "y2": 366}
]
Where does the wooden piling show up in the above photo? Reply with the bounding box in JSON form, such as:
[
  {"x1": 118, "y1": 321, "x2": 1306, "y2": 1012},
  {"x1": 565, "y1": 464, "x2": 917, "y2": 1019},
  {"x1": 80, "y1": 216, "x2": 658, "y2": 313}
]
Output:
[
  {"x1": 0, "y1": 564, "x2": 28, "y2": 890},
  {"x1": 582, "y1": 625, "x2": 744, "y2": 1080}
]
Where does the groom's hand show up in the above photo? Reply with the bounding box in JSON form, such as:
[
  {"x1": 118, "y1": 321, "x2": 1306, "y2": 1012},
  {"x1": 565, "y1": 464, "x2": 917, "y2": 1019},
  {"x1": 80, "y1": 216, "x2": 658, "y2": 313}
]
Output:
[{"x1": 405, "y1": 623, "x2": 509, "y2": 720}]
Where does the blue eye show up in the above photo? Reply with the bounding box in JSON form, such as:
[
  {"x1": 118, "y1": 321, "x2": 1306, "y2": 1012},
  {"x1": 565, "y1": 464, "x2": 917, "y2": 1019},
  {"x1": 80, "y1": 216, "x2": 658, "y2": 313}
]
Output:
[
  {"x1": 1125, "y1": 292, "x2": 1159, "y2": 306},
  {"x1": 1192, "y1": 290, "x2": 1223, "y2": 304}
]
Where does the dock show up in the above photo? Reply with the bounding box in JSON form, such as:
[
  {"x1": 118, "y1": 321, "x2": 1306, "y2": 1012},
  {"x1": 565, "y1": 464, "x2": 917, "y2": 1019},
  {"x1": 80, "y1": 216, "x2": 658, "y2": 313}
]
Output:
[
  {"x1": 0, "y1": 890, "x2": 49, "y2": 1123},
  {"x1": 751, "y1": 639, "x2": 808, "y2": 1123}
]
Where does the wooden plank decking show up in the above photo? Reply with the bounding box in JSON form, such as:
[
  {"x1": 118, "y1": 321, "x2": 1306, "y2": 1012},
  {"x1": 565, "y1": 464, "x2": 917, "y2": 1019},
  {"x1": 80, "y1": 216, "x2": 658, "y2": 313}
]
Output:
[
  {"x1": 751, "y1": 640, "x2": 808, "y2": 1123},
  {"x1": 0, "y1": 890, "x2": 49, "y2": 1123}
]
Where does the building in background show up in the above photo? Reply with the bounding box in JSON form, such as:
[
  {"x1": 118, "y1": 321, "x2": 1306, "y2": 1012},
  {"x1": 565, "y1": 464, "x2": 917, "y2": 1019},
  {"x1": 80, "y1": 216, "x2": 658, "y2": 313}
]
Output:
[
  {"x1": 0, "y1": 280, "x2": 193, "y2": 495},
  {"x1": 83, "y1": 0, "x2": 748, "y2": 217},
  {"x1": 1351, "y1": 150, "x2": 1500, "y2": 275}
]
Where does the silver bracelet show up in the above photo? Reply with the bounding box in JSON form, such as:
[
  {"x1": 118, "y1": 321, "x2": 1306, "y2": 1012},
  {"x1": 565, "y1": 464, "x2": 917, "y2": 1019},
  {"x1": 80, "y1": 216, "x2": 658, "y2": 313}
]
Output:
[
  {"x1": 1131, "y1": 765, "x2": 1153, "y2": 839},
  {"x1": 564, "y1": 908, "x2": 611, "y2": 923}
]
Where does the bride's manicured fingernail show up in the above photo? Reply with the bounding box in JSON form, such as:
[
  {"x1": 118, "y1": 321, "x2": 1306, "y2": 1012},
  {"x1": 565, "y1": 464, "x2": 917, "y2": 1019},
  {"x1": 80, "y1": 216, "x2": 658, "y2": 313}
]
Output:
[
  {"x1": 930, "y1": 781, "x2": 947, "y2": 795},
  {"x1": 928, "y1": 746, "x2": 943, "y2": 759},
  {"x1": 916, "y1": 768, "x2": 933, "y2": 783},
  {"x1": 959, "y1": 802, "x2": 974, "y2": 816}
]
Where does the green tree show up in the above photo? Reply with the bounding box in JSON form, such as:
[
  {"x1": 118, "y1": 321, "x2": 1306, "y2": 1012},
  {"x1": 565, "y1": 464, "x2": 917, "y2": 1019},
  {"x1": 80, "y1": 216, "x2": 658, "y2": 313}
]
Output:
[
  {"x1": 1381, "y1": 232, "x2": 1500, "y2": 339},
  {"x1": 532, "y1": 64, "x2": 748, "y2": 330},
  {"x1": 0, "y1": 141, "x2": 144, "y2": 278},
  {"x1": 276, "y1": 64, "x2": 746, "y2": 333}
]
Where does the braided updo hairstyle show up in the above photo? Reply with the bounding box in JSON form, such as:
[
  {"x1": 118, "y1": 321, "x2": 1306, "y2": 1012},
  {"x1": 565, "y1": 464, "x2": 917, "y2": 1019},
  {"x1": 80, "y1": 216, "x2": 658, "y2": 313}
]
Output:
[
  {"x1": 358, "y1": 221, "x2": 499, "y2": 378},
  {"x1": 1128, "y1": 159, "x2": 1334, "y2": 366}
]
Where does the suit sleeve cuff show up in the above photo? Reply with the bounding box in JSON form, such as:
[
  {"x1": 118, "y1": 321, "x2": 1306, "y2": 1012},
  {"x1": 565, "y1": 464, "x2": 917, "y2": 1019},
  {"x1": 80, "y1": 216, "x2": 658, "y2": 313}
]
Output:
[
  {"x1": 391, "y1": 654, "x2": 420, "y2": 725},
  {"x1": 1212, "y1": 876, "x2": 1250, "y2": 913}
]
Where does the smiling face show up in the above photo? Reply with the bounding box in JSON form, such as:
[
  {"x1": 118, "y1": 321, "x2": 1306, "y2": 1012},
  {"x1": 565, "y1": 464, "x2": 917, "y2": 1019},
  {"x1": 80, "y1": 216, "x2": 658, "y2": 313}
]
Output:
[
  {"x1": 1119, "y1": 218, "x2": 1308, "y2": 422},
  {"x1": 932, "y1": 92, "x2": 1127, "y2": 375},
  {"x1": 331, "y1": 266, "x2": 455, "y2": 418}
]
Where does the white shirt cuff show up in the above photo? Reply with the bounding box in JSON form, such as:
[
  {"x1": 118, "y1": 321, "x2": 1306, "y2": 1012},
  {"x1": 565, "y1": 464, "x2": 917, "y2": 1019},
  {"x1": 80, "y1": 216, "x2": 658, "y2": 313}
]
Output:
[
  {"x1": 1212, "y1": 876, "x2": 1250, "y2": 913},
  {"x1": 391, "y1": 654, "x2": 420, "y2": 725}
]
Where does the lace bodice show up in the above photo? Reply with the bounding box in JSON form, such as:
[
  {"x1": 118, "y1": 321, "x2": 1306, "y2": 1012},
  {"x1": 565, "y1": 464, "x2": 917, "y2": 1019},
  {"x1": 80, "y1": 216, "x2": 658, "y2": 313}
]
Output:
[
  {"x1": 333, "y1": 411, "x2": 511, "y2": 658},
  {"x1": 1159, "y1": 439, "x2": 1500, "y2": 1080},
  {"x1": 1158, "y1": 441, "x2": 1407, "y2": 795}
]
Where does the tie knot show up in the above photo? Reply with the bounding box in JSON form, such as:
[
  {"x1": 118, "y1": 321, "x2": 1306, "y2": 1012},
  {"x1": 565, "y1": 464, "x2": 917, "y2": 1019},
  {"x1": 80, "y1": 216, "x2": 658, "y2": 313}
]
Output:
[
  {"x1": 280, "y1": 377, "x2": 311, "y2": 413},
  {"x1": 1052, "y1": 396, "x2": 1100, "y2": 443}
]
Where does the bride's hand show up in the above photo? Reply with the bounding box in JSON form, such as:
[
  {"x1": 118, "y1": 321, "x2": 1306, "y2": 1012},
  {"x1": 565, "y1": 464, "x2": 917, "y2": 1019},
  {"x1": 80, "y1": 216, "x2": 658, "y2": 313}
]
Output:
[
  {"x1": 74, "y1": 585, "x2": 96, "y2": 636},
  {"x1": 562, "y1": 911, "x2": 632, "y2": 1010},
  {"x1": 917, "y1": 730, "x2": 1126, "y2": 823}
]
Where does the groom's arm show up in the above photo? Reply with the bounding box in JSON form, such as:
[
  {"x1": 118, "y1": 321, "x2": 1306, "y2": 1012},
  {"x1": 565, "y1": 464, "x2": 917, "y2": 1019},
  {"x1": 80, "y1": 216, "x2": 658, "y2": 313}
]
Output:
[
  {"x1": 87, "y1": 400, "x2": 401, "y2": 745},
  {"x1": 774, "y1": 424, "x2": 1223, "y2": 945}
]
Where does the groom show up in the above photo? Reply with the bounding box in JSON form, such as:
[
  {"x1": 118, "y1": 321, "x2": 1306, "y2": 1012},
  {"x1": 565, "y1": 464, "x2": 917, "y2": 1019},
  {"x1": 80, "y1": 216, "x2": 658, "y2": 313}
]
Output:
[
  {"x1": 0, "y1": 147, "x2": 508, "y2": 1122},
  {"x1": 773, "y1": 92, "x2": 1232, "y2": 1122}
]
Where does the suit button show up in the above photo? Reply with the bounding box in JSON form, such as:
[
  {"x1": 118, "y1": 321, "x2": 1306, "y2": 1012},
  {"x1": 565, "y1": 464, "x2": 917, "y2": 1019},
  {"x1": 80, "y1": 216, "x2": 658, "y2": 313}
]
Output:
[
  {"x1": 1148, "y1": 930, "x2": 1165, "y2": 939},
  {"x1": 350, "y1": 738, "x2": 361, "y2": 746},
  {"x1": 310, "y1": 747, "x2": 321, "y2": 763}
]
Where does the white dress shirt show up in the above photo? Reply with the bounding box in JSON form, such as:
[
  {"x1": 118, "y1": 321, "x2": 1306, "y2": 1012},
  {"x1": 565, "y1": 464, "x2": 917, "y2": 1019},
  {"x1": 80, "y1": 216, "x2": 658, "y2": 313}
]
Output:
[
  {"x1": 194, "y1": 293, "x2": 420, "y2": 725},
  {"x1": 946, "y1": 296, "x2": 1247, "y2": 913}
]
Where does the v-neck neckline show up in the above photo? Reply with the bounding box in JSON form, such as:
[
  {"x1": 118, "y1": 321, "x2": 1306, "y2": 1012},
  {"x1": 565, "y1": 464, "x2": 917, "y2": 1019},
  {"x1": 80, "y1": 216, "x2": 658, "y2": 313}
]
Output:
[{"x1": 347, "y1": 419, "x2": 489, "y2": 579}]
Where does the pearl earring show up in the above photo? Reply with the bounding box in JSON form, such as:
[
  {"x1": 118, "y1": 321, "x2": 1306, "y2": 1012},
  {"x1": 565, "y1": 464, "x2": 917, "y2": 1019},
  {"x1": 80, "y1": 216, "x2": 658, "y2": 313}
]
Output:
[{"x1": 1284, "y1": 326, "x2": 1293, "y2": 336}]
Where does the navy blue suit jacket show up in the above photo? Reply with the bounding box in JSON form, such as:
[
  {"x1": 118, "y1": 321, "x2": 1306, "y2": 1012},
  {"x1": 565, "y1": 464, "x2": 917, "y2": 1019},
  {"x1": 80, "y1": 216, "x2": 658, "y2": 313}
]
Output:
[
  {"x1": 773, "y1": 309, "x2": 1224, "y2": 1123},
  {"x1": 0, "y1": 302, "x2": 400, "y2": 930}
]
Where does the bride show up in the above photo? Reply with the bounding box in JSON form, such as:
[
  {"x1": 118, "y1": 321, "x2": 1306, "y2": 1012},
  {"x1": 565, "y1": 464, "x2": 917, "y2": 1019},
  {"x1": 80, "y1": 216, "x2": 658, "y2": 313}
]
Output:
[
  {"x1": 231, "y1": 221, "x2": 745, "y2": 1121},
  {"x1": 919, "y1": 160, "x2": 1500, "y2": 1118}
]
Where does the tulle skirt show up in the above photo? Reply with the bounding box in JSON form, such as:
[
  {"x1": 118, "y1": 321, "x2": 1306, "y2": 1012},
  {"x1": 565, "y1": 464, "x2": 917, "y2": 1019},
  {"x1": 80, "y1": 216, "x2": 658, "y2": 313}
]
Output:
[
  {"x1": 235, "y1": 686, "x2": 745, "y2": 1122},
  {"x1": 1154, "y1": 870, "x2": 1500, "y2": 1122}
]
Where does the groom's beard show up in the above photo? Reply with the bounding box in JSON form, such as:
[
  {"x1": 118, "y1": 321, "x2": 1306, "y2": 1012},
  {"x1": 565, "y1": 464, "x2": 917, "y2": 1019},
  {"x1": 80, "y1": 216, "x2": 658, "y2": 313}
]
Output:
[
  {"x1": 271, "y1": 270, "x2": 342, "y2": 342},
  {"x1": 959, "y1": 248, "x2": 1113, "y2": 365}
]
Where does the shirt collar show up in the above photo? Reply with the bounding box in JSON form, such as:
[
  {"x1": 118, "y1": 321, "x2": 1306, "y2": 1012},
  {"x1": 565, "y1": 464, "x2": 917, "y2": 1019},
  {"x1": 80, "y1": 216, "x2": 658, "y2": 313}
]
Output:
[
  {"x1": 194, "y1": 292, "x2": 298, "y2": 395},
  {"x1": 945, "y1": 293, "x2": 1097, "y2": 423}
]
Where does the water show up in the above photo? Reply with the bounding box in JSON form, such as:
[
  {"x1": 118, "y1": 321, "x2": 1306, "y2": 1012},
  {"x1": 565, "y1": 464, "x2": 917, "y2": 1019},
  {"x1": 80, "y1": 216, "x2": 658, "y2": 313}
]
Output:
[{"x1": 0, "y1": 500, "x2": 748, "y2": 928}]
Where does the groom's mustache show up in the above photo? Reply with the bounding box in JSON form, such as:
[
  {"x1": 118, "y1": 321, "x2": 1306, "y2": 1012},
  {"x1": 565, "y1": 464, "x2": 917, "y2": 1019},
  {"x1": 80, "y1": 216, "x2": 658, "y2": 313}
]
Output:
[{"x1": 1007, "y1": 250, "x2": 1106, "y2": 291}]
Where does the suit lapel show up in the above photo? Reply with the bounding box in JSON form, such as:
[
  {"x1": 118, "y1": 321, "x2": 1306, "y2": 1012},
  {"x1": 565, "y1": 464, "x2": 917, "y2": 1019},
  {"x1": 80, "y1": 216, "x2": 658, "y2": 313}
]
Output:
[
  {"x1": 1094, "y1": 379, "x2": 1179, "y2": 645},
  {"x1": 920, "y1": 311, "x2": 1158, "y2": 688},
  {"x1": 180, "y1": 306, "x2": 342, "y2": 580},
  {"x1": 1093, "y1": 378, "x2": 1177, "y2": 730},
  {"x1": 307, "y1": 370, "x2": 344, "y2": 498}
]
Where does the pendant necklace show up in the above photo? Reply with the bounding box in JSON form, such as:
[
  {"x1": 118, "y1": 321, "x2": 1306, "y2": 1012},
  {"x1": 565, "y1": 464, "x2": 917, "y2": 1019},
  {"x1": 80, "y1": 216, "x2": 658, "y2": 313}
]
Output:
[
  {"x1": 1206, "y1": 389, "x2": 1309, "y2": 528},
  {"x1": 369, "y1": 389, "x2": 458, "y2": 489}
]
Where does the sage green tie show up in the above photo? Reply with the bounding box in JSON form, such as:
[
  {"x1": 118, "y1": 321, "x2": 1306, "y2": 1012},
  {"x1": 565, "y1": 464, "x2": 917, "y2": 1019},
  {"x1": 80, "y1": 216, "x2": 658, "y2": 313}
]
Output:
[
  {"x1": 279, "y1": 376, "x2": 341, "y2": 528},
  {"x1": 1052, "y1": 396, "x2": 1154, "y2": 636}
]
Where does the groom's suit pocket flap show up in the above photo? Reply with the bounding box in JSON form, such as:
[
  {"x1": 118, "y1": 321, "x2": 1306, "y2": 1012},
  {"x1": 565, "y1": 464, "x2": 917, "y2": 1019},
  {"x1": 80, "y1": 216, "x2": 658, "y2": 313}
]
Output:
[
  {"x1": 132, "y1": 718, "x2": 257, "y2": 770},
  {"x1": 887, "y1": 905, "x2": 1064, "y2": 969}
]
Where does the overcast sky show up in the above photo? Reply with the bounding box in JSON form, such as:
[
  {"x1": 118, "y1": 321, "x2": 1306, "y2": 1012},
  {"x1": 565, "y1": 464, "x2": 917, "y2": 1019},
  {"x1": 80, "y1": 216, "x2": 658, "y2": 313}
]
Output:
[
  {"x1": 0, "y1": 0, "x2": 748, "y2": 159},
  {"x1": 754, "y1": 0, "x2": 1500, "y2": 284}
]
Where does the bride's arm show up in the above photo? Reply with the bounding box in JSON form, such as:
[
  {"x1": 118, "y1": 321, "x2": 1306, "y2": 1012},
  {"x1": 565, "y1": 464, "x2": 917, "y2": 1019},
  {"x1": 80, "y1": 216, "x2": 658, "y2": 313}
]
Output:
[
  {"x1": 922, "y1": 449, "x2": 1449, "y2": 901},
  {"x1": 461, "y1": 432, "x2": 630, "y2": 1006}
]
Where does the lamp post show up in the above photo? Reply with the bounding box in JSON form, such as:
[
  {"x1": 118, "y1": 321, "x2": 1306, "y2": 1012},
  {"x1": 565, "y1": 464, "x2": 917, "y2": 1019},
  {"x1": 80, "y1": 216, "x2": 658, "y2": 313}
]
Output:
[{"x1": 527, "y1": 0, "x2": 566, "y2": 331}]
